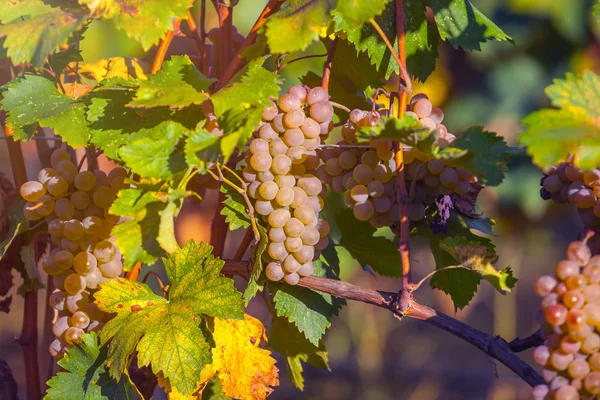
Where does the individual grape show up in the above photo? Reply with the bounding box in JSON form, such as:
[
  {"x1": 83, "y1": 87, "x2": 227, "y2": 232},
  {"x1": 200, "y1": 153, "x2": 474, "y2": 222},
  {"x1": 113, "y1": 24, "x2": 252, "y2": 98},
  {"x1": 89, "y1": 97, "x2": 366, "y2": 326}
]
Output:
[
  {"x1": 554, "y1": 385, "x2": 578, "y2": 400},
  {"x1": 250, "y1": 152, "x2": 273, "y2": 172},
  {"x1": 353, "y1": 164, "x2": 374, "y2": 185},
  {"x1": 255, "y1": 200, "x2": 274, "y2": 216},
  {"x1": 50, "y1": 148, "x2": 70, "y2": 168},
  {"x1": 272, "y1": 113, "x2": 286, "y2": 133},
  {"x1": 284, "y1": 237, "x2": 303, "y2": 253},
  {"x1": 64, "y1": 273, "x2": 86, "y2": 295},
  {"x1": 315, "y1": 219, "x2": 330, "y2": 238},
  {"x1": 70, "y1": 311, "x2": 91, "y2": 330},
  {"x1": 291, "y1": 187, "x2": 308, "y2": 208},
  {"x1": 294, "y1": 246, "x2": 314, "y2": 264},
  {"x1": 575, "y1": 188, "x2": 595, "y2": 208},
  {"x1": 268, "y1": 209, "x2": 291, "y2": 228},
  {"x1": 257, "y1": 170, "x2": 275, "y2": 183},
  {"x1": 71, "y1": 191, "x2": 91, "y2": 210},
  {"x1": 294, "y1": 205, "x2": 316, "y2": 225},
  {"x1": 250, "y1": 138, "x2": 269, "y2": 154},
  {"x1": 56, "y1": 160, "x2": 78, "y2": 184},
  {"x1": 258, "y1": 181, "x2": 278, "y2": 201},
  {"x1": 46, "y1": 176, "x2": 68, "y2": 196},
  {"x1": 567, "y1": 358, "x2": 590, "y2": 379},
  {"x1": 283, "y1": 128, "x2": 305, "y2": 147},
  {"x1": 439, "y1": 168, "x2": 459, "y2": 188},
  {"x1": 309, "y1": 101, "x2": 333, "y2": 123},
  {"x1": 545, "y1": 304, "x2": 568, "y2": 326},
  {"x1": 284, "y1": 109, "x2": 305, "y2": 129},
  {"x1": 268, "y1": 242, "x2": 289, "y2": 261},
  {"x1": 269, "y1": 138, "x2": 288, "y2": 157},
  {"x1": 54, "y1": 249, "x2": 74, "y2": 270},
  {"x1": 304, "y1": 151, "x2": 321, "y2": 170},
  {"x1": 20, "y1": 181, "x2": 46, "y2": 202},
  {"x1": 268, "y1": 227, "x2": 287, "y2": 243},
  {"x1": 23, "y1": 202, "x2": 43, "y2": 221},
  {"x1": 562, "y1": 290, "x2": 584, "y2": 309},
  {"x1": 297, "y1": 176, "x2": 322, "y2": 196},
  {"x1": 584, "y1": 371, "x2": 600, "y2": 394},
  {"x1": 331, "y1": 176, "x2": 345, "y2": 192},
  {"x1": 582, "y1": 333, "x2": 600, "y2": 354},
  {"x1": 584, "y1": 169, "x2": 600, "y2": 186},
  {"x1": 37, "y1": 168, "x2": 58, "y2": 185},
  {"x1": 82, "y1": 216, "x2": 104, "y2": 236},
  {"x1": 54, "y1": 198, "x2": 74, "y2": 221},
  {"x1": 271, "y1": 154, "x2": 292, "y2": 175},
  {"x1": 84, "y1": 267, "x2": 107, "y2": 290},
  {"x1": 283, "y1": 272, "x2": 300, "y2": 285},
  {"x1": 288, "y1": 85, "x2": 308, "y2": 103},
  {"x1": 535, "y1": 275, "x2": 558, "y2": 297},
  {"x1": 49, "y1": 339, "x2": 66, "y2": 358},
  {"x1": 278, "y1": 94, "x2": 301, "y2": 112},
  {"x1": 306, "y1": 195, "x2": 323, "y2": 213},
  {"x1": 107, "y1": 166, "x2": 128, "y2": 182},
  {"x1": 242, "y1": 166, "x2": 257, "y2": 182},
  {"x1": 374, "y1": 197, "x2": 392, "y2": 214},
  {"x1": 549, "y1": 351, "x2": 574, "y2": 371},
  {"x1": 302, "y1": 138, "x2": 320, "y2": 151},
  {"x1": 454, "y1": 180, "x2": 471, "y2": 195},
  {"x1": 287, "y1": 146, "x2": 308, "y2": 164},
  {"x1": 99, "y1": 258, "x2": 123, "y2": 278},
  {"x1": 49, "y1": 290, "x2": 67, "y2": 311},
  {"x1": 64, "y1": 327, "x2": 85, "y2": 345},
  {"x1": 73, "y1": 251, "x2": 98, "y2": 275},
  {"x1": 93, "y1": 240, "x2": 116, "y2": 263},
  {"x1": 265, "y1": 262, "x2": 284, "y2": 281},
  {"x1": 353, "y1": 201, "x2": 374, "y2": 222},
  {"x1": 275, "y1": 187, "x2": 295, "y2": 207},
  {"x1": 84, "y1": 204, "x2": 103, "y2": 218},
  {"x1": 61, "y1": 238, "x2": 79, "y2": 253},
  {"x1": 282, "y1": 255, "x2": 301, "y2": 273},
  {"x1": 259, "y1": 123, "x2": 279, "y2": 140},
  {"x1": 315, "y1": 236, "x2": 329, "y2": 251},
  {"x1": 533, "y1": 345, "x2": 550, "y2": 366},
  {"x1": 63, "y1": 219, "x2": 84, "y2": 241},
  {"x1": 350, "y1": 185, "x2": 369, "y2": 203},
  {"x1": 307, "y1": 87, "x2": 328, "y2": 105},
  {"x1": 556, "y1": 260, "x2": 580, "y2": 281},
  {"x1": 297, "y1": 262, "x2": 314, "y2": 277},
  {"x1": 281, "y1": 217, "x2": 302, "y2": 237},
  {"x1": 92, "y1": 186, "x2": 115, "y2": 209},
  {"x1": 301, "y1": 227, "x2": 320, "y2": 246},
  {"x1": 301, "y1": 118, "x2": 320, "y2": 139},
  {"x1": 566, "y1": 241, "x2": 591, "y2": 265},
  {"x1": 52, "y1": 316, "x2": 70, "y2": 338}
]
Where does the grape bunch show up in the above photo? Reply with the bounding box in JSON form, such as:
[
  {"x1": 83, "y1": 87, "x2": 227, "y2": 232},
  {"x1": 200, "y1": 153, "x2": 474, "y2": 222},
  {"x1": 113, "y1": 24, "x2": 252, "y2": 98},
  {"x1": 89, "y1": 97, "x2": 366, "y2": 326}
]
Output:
[
  {"x1": 319, "y1": 93, "x2": 476, "y2": 227},
  {"x1": 540, "y1": 163, "x2": 600, "y2": 229},
  {"x1": 20, "y1": 147, "x2": 127, "y2": 358},
  {"x1": 244, "y1": 85, "x2": 332, "y2": 285},
  {"x1": 532, "y1": 240, "x2": 600, "y2": 399}
]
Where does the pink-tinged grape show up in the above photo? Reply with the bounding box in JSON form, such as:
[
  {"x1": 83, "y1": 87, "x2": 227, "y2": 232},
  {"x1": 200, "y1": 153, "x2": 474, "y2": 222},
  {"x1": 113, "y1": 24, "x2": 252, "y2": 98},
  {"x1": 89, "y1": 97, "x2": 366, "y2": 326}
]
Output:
[
  {"x1": 282, "y1": 255, "x2": 301, "y2": 273},
  {"x1": 269, "y1": 138, "x2": 288, "y2": 156},
  {"x1": 315, "y1": 236, "x2": 329, "y2": 251},
  {"x1": 324, "y1": 158, "x2": 342, "y2": 176},
  {"x1": 531, "y1": 385, "x2": 548, "y2": 400},
  {"x1": 297, "y1": 262, "x2": 314, "y2": 277},
  {"x1": 583, "y1": 262, "x2": 600, "y2": 283},
  {"x1": 559, "y1": 337, "x2": 581, "y2": 354},
  {"x1": 315, "y1": 166, "x2": 332, "y2": 185},
  {"x1": 287, "y1": 146, "x2": 307, "y2": 164},
  {"x1": 56, "y1": 160, "x2": 78, "y2": 184},
  {"x1": 250, "y1": 138, "x2": 269, "y2": 154},
  {"x1": 61, "y1": 238, "x2": 79, "y2": 253},
  {"x1": 272, "y1": 113, "x2": 286, "y2": 133},
  {"x1": 367, "y1": 180, "x2": 385, "y2": 198},
  {"x1": 283, "y1": 128, "x2": 305, "y2": 147},
  {"x1": 533, "y1": 345, "x2": 550, "y2": 366},
  {"x1": 297, "y1": 176, "x2": 322, "y2": 196},
  {"x1": 575, "y1": 188, "x2": 595, "y2": 208},
  {"x1": 353, "y1": 201, "x2": 374, "y2": 222},
  {"x1": 284, "y1": 109, "x2": 305, "y2": 129},
  {"x1": 242, "y1": 166, "x2": 257, "y2": 182},
  {"x1": 309, "y1": 101, "x2": 333, "y2": 123},
  {"x1": 23, "y1": 203, "x2": 43, "y2": 221},
  {"x1": 92, "y1": 186, "x2": 115, "y2": 209},
  {"x1": 254, "y1": 200, "x2": 274, "y2": 216},
  {"x1": 37, "y1": 168, "x2": 58, "y2": 185},
  {"x1": 63, "y1": 219, "x2": 84, "y2": 241},
  {"x1": 582, "y1": 333, "x2": 600, "y2": 354},
  {"x1": 302, "y1": 138, "x2": 320, "y2": 151},
  {"x1": 554, "y1": 385, "x2": 578, "y2": 400},
  {"x1": 315, "y1": 220, "x2": 330, "y2": 238},
  {"x1": 257, "y1": 170, "x2": 275, "y2": 183},
  {"x1": 439, "y1": 168, "x2": 459, "y2": 188},
  {"x1": 71, "y1": 191, "x2": 91, "y2": 210},
  {"x1": 262, "y1": 100, "x2": 278, "y2": 122},
  {"x1": 275, "y1": 187, "x2": 295, "y2": 207},
  {"x1": 294, "y1": 246, "x2": 314, "y2": 264},
  {"x1": 589, "y1": 353, "x2": 600, "y2": 371},
  {"x1": 259, "y1": 122, "x2": 279, "y2": 140},
  {"x1": 584, "y1": 371, "x2": 600, "y2": 394},
  {"x1": 278, "y1": 94, "x2": 301, "y2": 112},
  {"x1": 70, "y1": 311, "x2": 91, "y2": 330},
  {"x1": 562, "y1": 290, "x2": 584, "y2": 309},
  {"x1": 49, "y1": 339, "x2": 66, "y2": 358},
  {"x1": 285, "y1": 237, "x2": 303, "y2": 253},
  {"x1": 566, "y1": 309, "x2": 586, "y2": 331},
  {"x1": 556, "y1": 260, "x2": 580, "y2": 281},
  {"x1": 583, "y1": 284, "x2": 600, "y2": 303},
  {"x1": 413, "y1": 98, "x2": 433, "y2": 118},
  {"x1": 565, "y1": 164, "x2": 583, "y2": 182},
  {"x1": 52, "y1": 316, "x2": 70, "y2": 338},
  {"x1": 64, "y1": 327, "x2": 85, "y2": 345},
  {"x1": 545, "y1": 304, "x2": 568, "y2": 326},
  {"x1": 549, "y1": 351, "x2": 574, "y2": 371},
  {"x1": 566, "y1": 241, "x2": 591, "y2": 265},
  {"x1": 271, "y1": 155, "x2": 292, "y2": 175},
  {"x1": 289, "y1": 85, "x2": 307, "y2": 103},
  {"x1": 543, "y1": 175, "x2": 564, "y2": 194},
  {"x1": 294, "y1": 205, "x2": 316, "y2": 225},
  {"x1": 64, "y1": 273, "x2": 86, "y2": 295},
  {"x1": 307, "y1": 87, "x2": 328, "y2": 105},
  {"x1": 268, "y1": 227, "x2": 287, "y2": 243},
  {"x1": 353, "y1": 164, "x2": 374, "y2": 185},
  {"x1": 360, "y1": 151, "x2": 379, "y2": 168},
  {"x1": 99, "y1": 258, "x2": 123, "y2": 278},
  {"x1": 46, "y1": 176, "x2": 68, "y2": 197},
  {"x1": 54, "y1": 249, "x2": 74, "y2": 270},
  {"x1": 534, "y1": 275, "x2": 557, "y2": 297},
  {"x1": 584, "y1": 169, "x2": 600, "y2": 186},
  {"x1": 250, "y1": 152, "x2": 273, "y2": 172},
  {"x1": 258, "y1": 181, "x2": 278, "y2": 201},
  {"x1": 283, "y1": 272, "x2": 300, "y2": 285},
  {"x1": 93, "y1": 240, "x2": 116, "y2": 263},
  {"x1": 301, "y1": 118, "x2": 320, "y2": 139},
  {"x1": 567, "y1": 181, "x2": 585, "y2": 202},
  {"x1": 49, "y1": 290, "x2": 67, "y2": 311},
  {"x1": 291, "y1": 187, "x2": 308, "y2": 208},
  {"x1": 338, "y1": 151, "x2": 357, "y2": 170},
  {"x1": 50, "y1": 148, "x2": 70, "y2": 168},
  {"x1": 429, "y1": 107, "x2": 444, "y2": 124},
  {"x1": 284, "y1": 218, "x2": 305, "y2": 238},
  {"x1": 306, "y1": 195, "x2": 323, "y2": 213},
  {"x1": 331, "y1": 176, "x2": 345, "y2": 192},
  {"x1": 301, "y1": 227, "x2": 320, "y2": 246},
  {"x1": 304, "y1": 151, "x2": 321, "y2": 170},
  {"x1": 568, "y1": 358, "x2": 590, "y2": 379},
  {"x1": 268, "y1": 209, "x2": 291, "y2": 228},
  {"x1": 84, "y1": 267, "x2": 107, "y2": 290},
  {"x1": 20, "y1": 181, "x2": 46, "y2": 202},
  {"x1": 266, "y1": 262, "x2": 284, "y2": 281},
  {"x1": 54, "y1": 198, "x2": 74, "y2": 220},
  {"x1": 268, "y1": 242, "x2": 288, "y2": 261},
  {"x1": 73, "y1": 251, "x2": 98, "y2": 275},
  {"x1": 419, "y1": 117, "x2": 436, "y2": 131}
]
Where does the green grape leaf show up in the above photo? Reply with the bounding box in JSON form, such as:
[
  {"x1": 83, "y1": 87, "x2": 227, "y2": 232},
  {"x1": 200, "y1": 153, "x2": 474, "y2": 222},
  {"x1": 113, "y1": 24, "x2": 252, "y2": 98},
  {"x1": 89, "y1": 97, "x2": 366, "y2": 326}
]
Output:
[
  {"x1": 1, "y1": 75, "x2": 90, "y2": 146},
  {"x1": 45, "y1": 333, "x2": 141, "y2": 400},
  {"x1": 244, "y1": 224, "x2": 268, "y2": 304},
  {"x1": 0, "y1": 0, "x2": 86, "y2": 67},
  {"x1": 201, "y1": 377, "x2": 229, "y2": 400},
  {"x1": 109, "y1": 0, "x2": 193, "y2": 50},
  {"x1": 269, "y1": 317, "x2": 328, "y2": 391},
  {"x1": 220, "y1": 184, "x2": 251, "y2": 231},
  {"x1": 333, "y1": 0, "x2": 389, "y2": 29},
  {"x1": 0, "y1": 202, "x2": 28, "y2": 260},
  {"x1": 273, "y1": 260, "x2": 344, "y2": 346},
  {"x1": 358, "y1": 115, "x2": 434, "y2": 151},
  {"x1": 595, "y1": 2, "x2": 600, "y2": 18},
  {"x1": 48, "y1": 46, "x2": 83, "y2": 75},
  {"x1": 545, "y1": 71, "x2": 600, "y2": 119},
  {"x1": 265, "y1": 0, "x2": 334, "y2": 54},
  {"x1": 118, "y1": 121, "x2": 188, "y2": 180},
  {"x1": 184, "y1": 129, "x2": 221, "y2": 173},
  {"x1": 334, "y1": 0, "x2": 439, "y2": 82},
  {"x1": 428, "y1": 0, "x2": 513, "y2": 51},
  {"x1": 95, "y1": 240, "x2": 243, "y2": 396},
  {"x1": 218, "y1": 107, "x2": 263, "y2": 162},
  {"x1": 109, "y1": 185, "x2": 187, "y2": 270},
  {"x1": 128, "y1": 56, "x2": 213, "y2": 109}
]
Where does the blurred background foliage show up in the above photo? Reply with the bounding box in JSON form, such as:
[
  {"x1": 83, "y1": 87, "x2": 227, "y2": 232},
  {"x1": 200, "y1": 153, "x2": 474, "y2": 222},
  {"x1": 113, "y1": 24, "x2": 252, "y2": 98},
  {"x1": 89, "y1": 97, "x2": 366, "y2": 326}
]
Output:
[{"x1": 2, "y1": 0, "x2": 600, "y2": 399}]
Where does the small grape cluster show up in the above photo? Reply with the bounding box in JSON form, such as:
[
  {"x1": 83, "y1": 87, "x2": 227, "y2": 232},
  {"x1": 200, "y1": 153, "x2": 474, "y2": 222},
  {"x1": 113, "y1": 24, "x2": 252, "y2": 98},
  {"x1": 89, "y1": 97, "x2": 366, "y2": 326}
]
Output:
[
  {"x1": 244, "y1": 85, "x2": 332, "y2": 285},
  {"x1": 532, "y1": 240, "x2": 600, "y2": 399},
  {"x1": 319, "y1": 93, "x2": 476, "y2": 227},
  {"x1": 20, "y1": 148, "x2": 126, "y2": 358},
  {"x1": 540, "y1": 163, "x2": 600, "y2": 228}
]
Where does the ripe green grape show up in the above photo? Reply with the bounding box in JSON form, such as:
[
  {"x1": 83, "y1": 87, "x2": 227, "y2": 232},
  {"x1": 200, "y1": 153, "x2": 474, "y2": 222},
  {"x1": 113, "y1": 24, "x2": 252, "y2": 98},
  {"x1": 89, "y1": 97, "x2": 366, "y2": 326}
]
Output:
[
  {"x1": 66, "y1": 292, "x2": 89, "y2": 314},
  {"x1": 35, "y1": 195, "x2": 55, "y2": 217},
  {"x1": 46, "y1": 176, "x2": 68, "y2": 196},
  {"x1": 92, "y1": 186, "x2": 115, "y2": 209},
  {"x1": 294, "y1": 246, "x2": 314, "y2": 264},
  {"x1": 307, "y1": 87, "x2": 328, "y2": 105},
  {"x1": 301, "y1": 118, "x2": 320, "y2": 139},
  {"x1": 350, "y1": 185, "x2": 369, "y2": 203},
  {"x1": 259, "y1": 123, "x2": 278, "y2": 140},
  {"x1": 268, "y1": 209, "x2": 291, "y2": 228},
  {"x1": 74, "y1": 171, "x2": 96, "y2": 192},
  {"x1": 71, "y1": 191, "x2": 91, "y2": 210},
  {"x1": 275, "y1": 187, "x2": 295, "y2": 207},
  {"x1": 290, "y1": 187, "x2": 308, "y2": 208},
  {"x1": 272, "y1": 155, "x2": 292, "y2": 175},
  {"x1": 54, "y1": 249, "x2": 74, "y2": 270},
  {"x1": 278, "y1": 94, "x2": 301, "y2": 112},
  {"x1": 49, "y1": 339, "x2": 66, "y2": 358},
  {"x1": 82, "y1": 215, "x2": 104, "y2": 236},
  {"x1": 99, "y1": 258, "x2": 122, "y2": 278},
  {"x1": 287, "y1": 146, "x2": 308, "y2": 164},
  {"x1": 284, "y1": 237, "x2": 303, "y2": 253},
  {"x1": 353, "y1": 164, "x2": 374, "y2": 185},
  {"x1": 297, "y1": 176, "x2": 322, "y2": 196},
  {"x1": 63, "y1": 219, "x2": 84, "y2": 241},
  {"x1": 73, "y1": 251, "x2": 98, "y2": 275},
  {"x1": 64, "y1": 273, "x2": 86, "y2": 295},
  {"x1": 294, "y1": 205, "x2": 315, "y2": 225},
  {"x1": 265, "y1": 262, "x2": 284, "y2": 281},
  {"x1": 268, "y1": 242, "x2": 288, "y2": 261},
  {"x1": 64, "y1": 327, "x2": 84, "y2": 345},
  {"x1": 93, "y1": 240, "x2": 116, "y2": 263},
  {"x1": 284, "y1": 109, "x2": 305, "y2": 129},
  {"x1": 50, "y1": 148, "x2": 70, "y2": 168},
  {"x1": 250, "y1": 138, "x2": 269, "y2": 154},
  {"x1": 301, "y1": 227, "x2": 320, "y2": 246},
  {"x1": 84, "y1": 267, "x2": 107, "y2": 290},
  {"x1": 268, "y1": 227, "x2": 287, "y2": 243},
  {"x1": 283, "y1": 128, "x2": 305, "y2": 147},
  {"x1": 23, "y1": 203, "x2": 43, "y2": 221},
  {"x1": 70, "y1": 311, "x2": 91, "y2": 330},
  {"x1": 567, "y1": 241, "x2": 591, "y2": 265},
  {"x1": 250, "y1": 152, "x2": 273, "y2": 172},
  {"x1": 20, "y1": 181, "x2": 46, "y2": 202},
  {"x1": 284, "y1": 218, "x2": 305, "y2": 238},
  {"x1": 297, "y1": 262, "x2": 314, "y2": 277},
  {"x1": 107, "y1": 166, "x2": 128, "y2": 182},
  {"x1": 282, "y1": 255, "x2": 301, "y2": 273},
  {"x1": 309, "y1": 101, "x2": 333, "y2": 123},
  {"x1": 56, "y1": 160, "x2": 78, "y2": 184},
  {"x1": 259, "y1": 181, "x2": 278, "y2": 201},
  {"x1": 52, "y1": 316, "x2": 70, "y2": 338},
  {"x1": 255, "y1": 200, "x2": 274, "y2": 216},
  {"x1": 54, "y1": 198, "x2": 74, "y2": 221}
]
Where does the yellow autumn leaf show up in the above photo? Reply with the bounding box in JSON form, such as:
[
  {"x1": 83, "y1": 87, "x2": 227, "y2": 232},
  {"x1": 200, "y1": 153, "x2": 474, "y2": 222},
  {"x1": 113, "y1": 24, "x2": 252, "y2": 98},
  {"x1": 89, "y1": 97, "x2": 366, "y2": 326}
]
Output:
[
  {"x1": 77, "y1": 57, "x2": 149, "y2": 82},
  {"x1": 199, "y1": 314, "x2": 279, "y2": 400}
]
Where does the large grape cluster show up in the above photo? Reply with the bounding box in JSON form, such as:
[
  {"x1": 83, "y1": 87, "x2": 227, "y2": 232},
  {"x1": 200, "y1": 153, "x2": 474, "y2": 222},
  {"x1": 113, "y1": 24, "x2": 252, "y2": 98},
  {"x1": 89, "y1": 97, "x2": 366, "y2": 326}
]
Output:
[
  {"x1": 532, "y1": 240, "x2": 600, "y2": 399},
  {"x1": 245, "y1": 85, "x2": 332, "y2": 285},
  {"x1": 20, "y1": 147, "x2": 126, "y2": 358},
  {"x1": 320, "y1": 93, "x2": 477, "y2": 227},
  {"x1": 540, "y1": 163, "x2": 600, "y2": 229}
]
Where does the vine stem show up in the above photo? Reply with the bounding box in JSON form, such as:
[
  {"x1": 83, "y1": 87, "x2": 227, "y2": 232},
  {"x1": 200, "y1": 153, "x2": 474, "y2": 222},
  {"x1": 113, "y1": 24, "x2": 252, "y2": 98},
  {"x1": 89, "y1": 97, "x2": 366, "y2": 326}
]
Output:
[
  {"x1": 151, "y1": 19, "x2": 182, "y2": 74},
  {"x1": 2, "y1": 119, "x2": 42, "y2": 400},
  {"x1": 322, "y1": 38, "x2": 338, "y2": 90},
  {"x1": 221, "y1": 260, "x2": 545, "y2": 388},
  {"x1": 215, "y1": 0, "x2": 234, "y2": 79},
  {"x1": 275, "y1": 53, "x2": 328, "y2": 73},
  {"x1": 125, "y1": 263, "x2": 142, "y2": 281},
  {"x1": 215, "y1": 0, "x2": 283, "y2": 90},
  {"x1": 234, "y1": 228, "x2": 254, "y2": 260}
]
